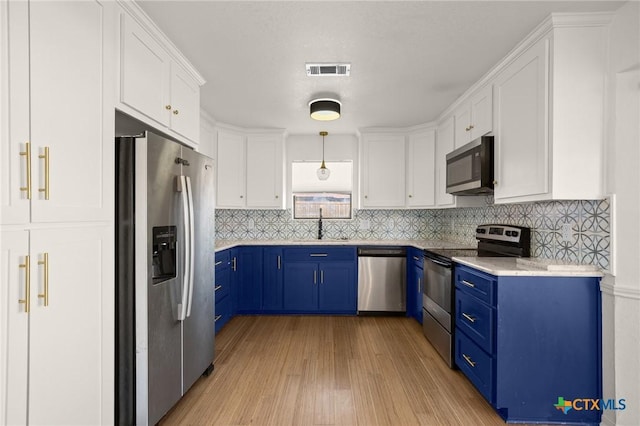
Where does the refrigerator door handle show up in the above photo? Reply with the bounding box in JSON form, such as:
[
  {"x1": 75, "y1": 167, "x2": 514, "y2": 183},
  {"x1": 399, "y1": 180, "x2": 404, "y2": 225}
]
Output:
[
  {"x1": 178, "y1": 175, "x2": 190, "y2": 321},
  {"x1": 185, "y1": 176, "x2": 195, "y2": 318}
]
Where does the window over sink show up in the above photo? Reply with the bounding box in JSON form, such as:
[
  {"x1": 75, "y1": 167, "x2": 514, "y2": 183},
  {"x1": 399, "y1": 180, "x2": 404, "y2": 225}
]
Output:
[{"x1": 291, "y1": 161, "x2": 353, "y2": 219}]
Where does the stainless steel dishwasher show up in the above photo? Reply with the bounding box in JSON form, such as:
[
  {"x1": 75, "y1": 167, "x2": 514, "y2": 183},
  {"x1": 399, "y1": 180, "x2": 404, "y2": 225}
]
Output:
[{"x1": 357, "y1": 247, "x2": 406, "y2": 314}]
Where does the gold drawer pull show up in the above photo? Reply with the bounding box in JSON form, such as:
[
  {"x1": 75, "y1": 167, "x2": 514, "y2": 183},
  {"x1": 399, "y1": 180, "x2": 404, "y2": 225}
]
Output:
[
  {"x1": 462, "y1": 313, "x2": 476, "y2": 323},
  {"x1": 461, "y1": 280, "x2": 475, "y2": 288},
  {"x1": 19, "y1": 142, "x2": 32, "y2": 199},
  {"x1": 462, "y1": 354, "x2": 476, "y2": 367},
  {"x1": 37, "y1": 253, "x2": 49, "y2": 307},
  {"x1": 18, "y1": 255, "x2": 31, "y2": 313},
  {"x1": 38, "y1": 147, "x2": 50, "y2": 200}
]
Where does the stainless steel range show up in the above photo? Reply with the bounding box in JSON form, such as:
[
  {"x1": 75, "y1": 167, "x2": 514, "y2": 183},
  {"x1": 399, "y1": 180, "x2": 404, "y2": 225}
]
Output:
[{"x1": 422, "y1": 224, "x2": 531, "y2": 367}]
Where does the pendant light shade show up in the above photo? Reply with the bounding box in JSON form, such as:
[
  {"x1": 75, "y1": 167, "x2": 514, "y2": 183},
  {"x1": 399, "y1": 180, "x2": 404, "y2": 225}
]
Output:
[
  {"x1": 317, "y1": 131, "x2": 330, "y2": 180},
  {"x1": 309, "y1": 99, "x2": 341, "y2": 121}
]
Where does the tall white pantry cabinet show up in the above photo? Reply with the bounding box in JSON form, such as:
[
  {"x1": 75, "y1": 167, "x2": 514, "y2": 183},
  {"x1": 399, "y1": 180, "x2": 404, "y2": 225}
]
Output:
[{"x1": 1, "y1": 1, "x2": 115, "y2": 425}]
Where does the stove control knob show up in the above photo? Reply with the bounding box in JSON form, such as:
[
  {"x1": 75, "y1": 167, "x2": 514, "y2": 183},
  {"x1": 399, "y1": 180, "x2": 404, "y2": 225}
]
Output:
[
  {"x1": 505, "y1": 231, "x2": 512, "y2": 236},
  {"x1": 512, "y1": 231, "x2": 519, "y2": 238}
]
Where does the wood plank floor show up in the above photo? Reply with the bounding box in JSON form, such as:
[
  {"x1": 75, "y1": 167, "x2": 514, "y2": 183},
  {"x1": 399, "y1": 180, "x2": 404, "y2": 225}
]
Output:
[{"x1": 160, "y1": 316, "x2": 506, "y2": 426}]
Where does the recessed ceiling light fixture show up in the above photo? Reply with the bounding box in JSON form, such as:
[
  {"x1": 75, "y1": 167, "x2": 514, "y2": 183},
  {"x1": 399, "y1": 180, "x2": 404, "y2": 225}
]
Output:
[{"x1": 309, "y1": 98, "x2": 341, "y2": 121}]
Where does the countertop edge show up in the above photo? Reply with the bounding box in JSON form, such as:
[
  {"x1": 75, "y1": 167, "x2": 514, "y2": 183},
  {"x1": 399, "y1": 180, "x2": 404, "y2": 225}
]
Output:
[
  {"x1": 215, "y1": 239, "x2": 474, "y2": 252},
  {"x1": 453, "y1": 257, "x2": 604, "y2": 277}
]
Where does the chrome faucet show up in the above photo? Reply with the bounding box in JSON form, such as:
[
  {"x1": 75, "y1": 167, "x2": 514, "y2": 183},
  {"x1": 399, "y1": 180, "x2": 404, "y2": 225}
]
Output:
[{"x1": 317, "y1": 208, "x2": 323, "y2": 240}]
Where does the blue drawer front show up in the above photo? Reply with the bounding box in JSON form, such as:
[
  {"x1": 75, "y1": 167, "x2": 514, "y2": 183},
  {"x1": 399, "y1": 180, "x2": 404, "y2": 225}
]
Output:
[
  {"x1": 214, "y1": 297, "x2": 232, "y2": 334},
  {"x1": 455, "y1": 291, "x2": 494, "y2": 354},
  {"x1": 284, "y1": 246, "x2": 356, "y2": 262},
  {"x1": 455, "y1": 266, "x2": 495, "y2": 305},
  {"x1": 456, "y1": 329, "x2": 494, "y2": 404},
  {"x1": 215, "y1": 250, "x2": 230, "y2": 270},
  {"x1": 215, "y1": 268, "x2": 231, "y2": 302}
]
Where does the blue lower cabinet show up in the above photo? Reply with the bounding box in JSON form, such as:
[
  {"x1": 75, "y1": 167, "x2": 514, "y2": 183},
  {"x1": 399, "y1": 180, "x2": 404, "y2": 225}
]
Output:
[
  {"x1": 407, "y1": 251, "x2": 424, "y2": 323},
  {"x1": 318, "y1": 262, "x2": 356, "y2": 313},
  {"x1": 455, "y1": 265, "x2": 602, "y2": 425},
  {"x1": 282, "y1": 246, "x2": 357, "y2": 314},
  {"x1": 263, "y1": 247, "x2": 284, "y2": 312},
  {"x1": 283, "y1": 262, "x2": 318, "y2": 311},
  {"x1": 235, "y1": 247, "x2": 263, "y2": 314}
]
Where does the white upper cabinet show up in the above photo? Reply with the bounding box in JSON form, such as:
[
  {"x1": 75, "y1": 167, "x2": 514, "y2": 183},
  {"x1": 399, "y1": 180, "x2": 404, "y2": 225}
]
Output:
[
  {"x1": 435, "y1": 117, "x2": 456, "y2": 208},
  {"x1": 246, "y1": 134, "x2": 284, "y2": 208},
  {"x1": 119, "y1": 8, "x2": 203, "y2": 144},
  {"x1": 361, "y1": 133, "x2": 406, "y2": 208},
  {"x1": 216, "y1": 130, "x2": 246, "y2": 208},
  {"x1": 493, "y1": 15, "x2": 610, "y2": 203},
  {"x1": 216, "y1": 129, "x2": 285, "y2": 209},
  {"x1": 1, "y1": 0, "x2": 113, "y2": 225},
  {"x1": 493, "y1": 38, "x2": 549, "y2": 202},
  {"x1": 453, "y1": 84, "x2": 493, "y2": 148},
  {"x1": 406, "y1": 129, "x2": 436, "y2": 208},
  {"x1": 434, "y1": 117, "x2": 486, "y2": 209}
]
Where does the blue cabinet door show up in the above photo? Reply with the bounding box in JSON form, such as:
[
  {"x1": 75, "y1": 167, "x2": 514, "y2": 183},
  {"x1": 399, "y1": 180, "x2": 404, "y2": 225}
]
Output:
[
  {"x1": 263, "y1": 247, "x2": 283, "y2": 312},
  {"x1": 235, "y1": 247, "x2": 263, "y2": 313},
  {"x1": 283, "y1": 262, "x2": 317, "y2": 311},
  {"x1": 407, "y1": 248, "x2": 424, "y2": 323},
  {"x1": 318, "y1": 262, "x2": 356, "y2": 313}
]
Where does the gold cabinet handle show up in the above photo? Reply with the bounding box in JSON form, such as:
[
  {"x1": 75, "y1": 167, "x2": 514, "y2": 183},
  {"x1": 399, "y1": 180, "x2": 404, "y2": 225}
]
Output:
[
  {"x1": 19, "y1": 142, "x2": 32, "y2": 199},
  {"x1": 173, "y1": 109, "x2": 179, "y2": 115},
  {"x1": 18, "y1": 255, "x2": 31, "y2": 313},
  {"x1": 38, "y1": 147, "x2": 50, "y2": 200},
  {"x1": 462, "y1": 312, "x2": 476, "y2": 323},
  {"x1": 469, "y1": 124, "x2": 475, "y2": 130},
  {"x1": 462, "y1": 353, "x2": 476, "y2": 367},
  {"x1": 165, "y1": 105, "x2": 172, "y2": 110},
  {"x1": 465, "y1": 126, "x2": 471, "y2": 132},
  {"x1": 37, "y1": 253, "x2": 49, "y2": 307}
]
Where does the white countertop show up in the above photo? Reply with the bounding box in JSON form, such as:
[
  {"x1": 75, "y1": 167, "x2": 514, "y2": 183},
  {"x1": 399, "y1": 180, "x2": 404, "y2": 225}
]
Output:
[
  {"x1": 215, "y1": 239, "x2": 474, "y2": 252},
  {"x1": 453, "y1": 256, "x2": 603, "y2": 277}
]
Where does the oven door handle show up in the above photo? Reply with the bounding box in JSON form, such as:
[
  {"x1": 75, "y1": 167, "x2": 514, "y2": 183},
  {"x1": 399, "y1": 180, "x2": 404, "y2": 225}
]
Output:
[{"x1": 426, "y1": 257, "x2": 451, "y2": 268}]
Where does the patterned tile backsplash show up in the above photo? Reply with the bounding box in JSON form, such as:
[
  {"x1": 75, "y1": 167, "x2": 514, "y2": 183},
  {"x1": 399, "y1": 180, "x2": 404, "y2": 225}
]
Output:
[{"x1": 215, "y1": 199, "x2": 610, "y2": 270}]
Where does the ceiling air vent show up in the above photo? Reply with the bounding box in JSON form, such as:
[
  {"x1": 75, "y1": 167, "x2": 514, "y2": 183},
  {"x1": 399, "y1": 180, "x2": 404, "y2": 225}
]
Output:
[{"x1": 306, "y1": 63, "x2": 351, "y2": 77}]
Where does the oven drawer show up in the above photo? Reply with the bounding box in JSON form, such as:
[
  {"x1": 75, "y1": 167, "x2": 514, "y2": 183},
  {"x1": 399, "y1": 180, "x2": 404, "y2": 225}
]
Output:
[
  {"x1": 455, "y1": 329, "x2": 494, "y2": 404},
  {"x1": 455, "y1": 265, "x2": 495, "y2": 305},
  {"x1": 455, "y1": 291, "x2": 494, "y2": 354}
]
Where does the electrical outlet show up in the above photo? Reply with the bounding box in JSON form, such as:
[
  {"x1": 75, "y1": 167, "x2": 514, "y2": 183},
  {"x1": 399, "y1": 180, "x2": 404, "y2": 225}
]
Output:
[
  {"x1": 359, "y1": 219, "x2": 370, "y2": 230},
  {"x1": 561, "y1": 223, "x2": 573, "y2": 242}
]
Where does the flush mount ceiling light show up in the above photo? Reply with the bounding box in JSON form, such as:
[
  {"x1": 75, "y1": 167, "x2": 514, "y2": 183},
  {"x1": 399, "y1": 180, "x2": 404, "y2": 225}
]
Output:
[
  {"x1": 317, "y1": 131, "x2": 330, "y2": 181},
  {"x1": 309, "y1": 99, "x2": 341, "y2": 121}
]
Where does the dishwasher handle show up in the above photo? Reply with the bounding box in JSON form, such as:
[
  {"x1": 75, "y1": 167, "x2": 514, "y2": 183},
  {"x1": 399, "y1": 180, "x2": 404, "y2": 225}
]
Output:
[{"x1": 357, "y1": 247, "x2": 407, "y2": 257}]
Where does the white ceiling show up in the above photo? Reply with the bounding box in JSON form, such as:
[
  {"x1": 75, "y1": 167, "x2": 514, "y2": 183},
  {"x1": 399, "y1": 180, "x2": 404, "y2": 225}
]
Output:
[{"x1": 138, "y1": 1, "x2": 623, "y2": 135}]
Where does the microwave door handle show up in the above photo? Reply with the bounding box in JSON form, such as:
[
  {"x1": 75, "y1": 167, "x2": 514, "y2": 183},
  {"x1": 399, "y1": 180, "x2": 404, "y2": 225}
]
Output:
[
  {"x1": 185, "y1": 176, "x2": 195, "y2": 318},
  {"x1": 177, "y1": 175, "x2": 190, "y2": 321}
]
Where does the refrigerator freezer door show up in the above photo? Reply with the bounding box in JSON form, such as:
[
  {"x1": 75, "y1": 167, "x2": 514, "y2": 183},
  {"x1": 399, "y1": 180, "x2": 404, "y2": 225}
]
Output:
[
  {"x1": 180, "y1": 147, "x2": 216, "y2": 393},
  {"x1": 140, "y1": 134, "x2": 184, "y2": 426}
]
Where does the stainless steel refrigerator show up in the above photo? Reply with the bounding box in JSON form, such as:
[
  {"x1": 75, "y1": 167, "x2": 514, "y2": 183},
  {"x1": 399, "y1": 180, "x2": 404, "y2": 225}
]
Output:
[{"x1": 115, "y1": 132, "x2": 215, "y2": 425}]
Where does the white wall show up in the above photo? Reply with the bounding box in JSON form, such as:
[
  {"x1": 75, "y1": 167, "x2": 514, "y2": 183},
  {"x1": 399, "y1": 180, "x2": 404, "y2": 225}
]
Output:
[
  {"x1": 602, "y1": 2, "x2": 640, "y2": 425},
  {"x1": 285, "y1": 133, "x2": 359, "y2": 209}
]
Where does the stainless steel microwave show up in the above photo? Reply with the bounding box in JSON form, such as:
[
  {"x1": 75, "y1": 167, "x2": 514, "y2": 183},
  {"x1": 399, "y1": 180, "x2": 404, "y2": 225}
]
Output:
[{"x1": 445, "y1": 136, "x2": 494, "y2": 195}]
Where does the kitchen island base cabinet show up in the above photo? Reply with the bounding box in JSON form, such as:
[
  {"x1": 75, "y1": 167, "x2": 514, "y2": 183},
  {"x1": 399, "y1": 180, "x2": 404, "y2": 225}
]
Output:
[{"x1": 454, "y1": 265, "x2": 602, "y2": 425}]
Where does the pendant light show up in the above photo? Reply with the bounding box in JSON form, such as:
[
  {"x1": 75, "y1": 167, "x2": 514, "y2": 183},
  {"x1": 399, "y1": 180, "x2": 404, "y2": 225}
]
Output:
[{"x1": 317, "y1": 131, "x2": 330, "y2": 180}]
